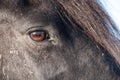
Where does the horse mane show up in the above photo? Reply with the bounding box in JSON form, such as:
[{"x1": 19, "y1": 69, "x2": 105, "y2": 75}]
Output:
[{"x1": 54, "y1": 0, "x2": 120, "y2": 67}]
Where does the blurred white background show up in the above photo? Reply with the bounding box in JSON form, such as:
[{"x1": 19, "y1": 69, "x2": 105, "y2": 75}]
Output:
[{"x1": 98, "y1": 0, "x2": 120, "y2": 31}]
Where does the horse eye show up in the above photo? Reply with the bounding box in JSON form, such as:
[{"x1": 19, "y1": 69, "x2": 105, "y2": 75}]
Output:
[{"x1": 29, "y1": 30, "x2": 49, "y2": 42}]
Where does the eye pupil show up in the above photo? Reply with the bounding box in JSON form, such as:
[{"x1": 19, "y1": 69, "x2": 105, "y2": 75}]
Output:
[{"x1": 30, "y1": 30, "x2": 47, "y2": 42}]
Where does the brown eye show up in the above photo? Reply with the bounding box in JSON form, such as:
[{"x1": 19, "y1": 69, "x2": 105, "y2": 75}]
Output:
[{"x1": 29, "y1": 30, "x2": 48, "y2": 42}]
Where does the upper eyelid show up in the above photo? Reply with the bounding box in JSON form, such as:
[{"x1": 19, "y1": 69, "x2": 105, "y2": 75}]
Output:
[{"x1": 26, "y1": 26, "x2": 44, "y2": 34}]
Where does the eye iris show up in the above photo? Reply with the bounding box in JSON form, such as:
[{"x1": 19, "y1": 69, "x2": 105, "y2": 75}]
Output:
[{"x1": 30, "y1": 31, "x2": 46, "y2": 41}]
